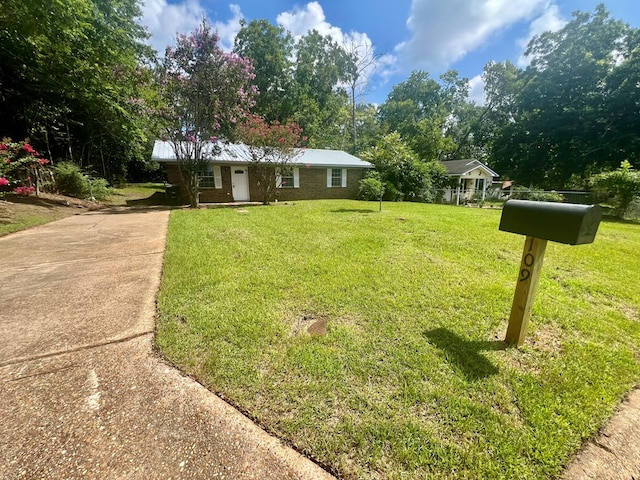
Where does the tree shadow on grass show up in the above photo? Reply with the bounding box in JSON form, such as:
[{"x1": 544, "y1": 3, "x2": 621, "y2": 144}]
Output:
[
  {"x1": 330, "y1": 208, "x2": 375, "y2": 214},
  {"x1": 125, "y1": 191, "x2": 175, "y2": 207},
  {"x1": 424, "y1": 328, "x2": 506, "y2": 380}
]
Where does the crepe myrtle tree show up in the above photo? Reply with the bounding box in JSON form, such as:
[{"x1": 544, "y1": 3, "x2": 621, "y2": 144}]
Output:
[
  {"x1": 237, "y1": 114, "x2": 305, "y2": 204},
  {"x1": 159, "y1": 20, "x2": 257, "y2": 207}
]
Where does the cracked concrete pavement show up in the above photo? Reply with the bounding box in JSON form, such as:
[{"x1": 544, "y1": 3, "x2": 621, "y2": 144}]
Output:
[{"x1": 0, "y1": 208, "x2": 334, "y2": 480}]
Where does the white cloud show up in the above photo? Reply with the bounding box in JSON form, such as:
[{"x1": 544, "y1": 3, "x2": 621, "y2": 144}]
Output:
[
  {"x1": 276, "y1": 1, "x2": 343, "y2": 40},
  {"x1": 468, "y1": 74, "x2": 486, "y2": 106},
  {"x1": 396, "y1": 0, "x2": 553, "y2": 71},
  {"x1": 139, "y1": 0, "x2": 204, "y2": 55},
  {"x1": 213, "y1": 4, "x2": 245, "y2": 52},
  {"x1": 139, "y1": 1, "x2": 244, "y2": 55},
  {"x1": 517, "y1": 4, "x2": 566, "y2": 67}
]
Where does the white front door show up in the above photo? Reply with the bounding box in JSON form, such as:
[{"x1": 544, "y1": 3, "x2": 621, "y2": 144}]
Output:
[{"x1": 231, "y1": 167, "x2": 250, "y2": 201}]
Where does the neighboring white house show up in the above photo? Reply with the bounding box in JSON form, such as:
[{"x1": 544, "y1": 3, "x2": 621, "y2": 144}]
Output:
[{"x1": 440, "y1": 159, "x2": 499, "y2": 205}]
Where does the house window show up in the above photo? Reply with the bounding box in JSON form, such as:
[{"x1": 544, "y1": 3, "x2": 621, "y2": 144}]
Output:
[
  {"x1": 198, "y1": 165, "x2": 222, "y2": 189},
  {"x1": 277, "y1": 167, "x2": 299, "y2": 188},
  {"x1": 475, "y1": 178, "x2": 485, "y2": 191},
  {"x1": 331, "y1": 168, "x2": 342, "y2": 187},
  {"x1": 327, "y1": 168, "x2": 347, "y2": 188}
]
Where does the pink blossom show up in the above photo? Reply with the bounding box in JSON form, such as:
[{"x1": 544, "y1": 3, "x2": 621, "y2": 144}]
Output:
[
  {"x1": 13, "y1": 185, "x2": 36, "y2": 195},
  {"x1": 210, "y1": 136, "x2": 218, "y2": 143},
  {"x1": 38, "y1": 158, "x2": 50, "y2": 165},
  {"x1": 0, "y1": 144, "x2": 7, "y2": 150},
  {"x1": 0, "y1": 177, "x2": 8, "y2": 186},
  {"x1": 23, "y1": 144, "x2": 36, "y2": 154}
]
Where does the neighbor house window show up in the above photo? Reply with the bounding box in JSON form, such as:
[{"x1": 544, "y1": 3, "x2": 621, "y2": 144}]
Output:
[
  {"x1": 276, "y1": 167, "x2": 299, "y2": 188},
  {"x1": 198, "y1": 165, "x2": 222, "y2": 189},
  {"x1": 327, "y1": 168, "x2": 347, "y2": 187},
  {"x1": 474, "y1": 178, "x2": 485, "y2": 191}
]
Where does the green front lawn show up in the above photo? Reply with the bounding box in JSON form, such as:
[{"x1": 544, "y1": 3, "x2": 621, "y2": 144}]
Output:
[{"x1": 156, "y1": 200, "x2": 640, "y2": 479}]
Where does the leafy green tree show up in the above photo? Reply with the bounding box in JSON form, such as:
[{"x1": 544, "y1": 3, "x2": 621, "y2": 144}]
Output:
[
  {"x1": 158, "y1": 21, "x2": 257, "y2": 208},
  {"x1": 491, "y1": 5, "x2": 639, "y2": 188},
  {"x1": 292, "y1": 30, "x2": 351, "y2": 148},
  {"x1": 0, "y1": 0, "x2": 155, "y2": 180},
  {"x1": 353, "y1": 103, "x2": 383, "y2": 154},
  {"x1": 448, "y1": 61, "x2": 522, "y2": 163},
  {"x1": 359, "y1": 171, "x2": 385, "y2": 211},
  {"x1": 233, "y1": 19, "x2": 295, "y2": 123},
  {"x1": 378, "y1": 70, "x2": 469, "y2": 161},
  {"x1": 361, "y1": 133, "x2": 446, "y2": 202},
  {"x1": 590, "y1": 161, "x2": 640, "y2": 218}
]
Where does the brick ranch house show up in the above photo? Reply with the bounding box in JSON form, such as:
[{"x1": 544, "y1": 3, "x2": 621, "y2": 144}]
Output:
[{"x1": 151, "y1": 140, "x2": 374, "y2": 203}]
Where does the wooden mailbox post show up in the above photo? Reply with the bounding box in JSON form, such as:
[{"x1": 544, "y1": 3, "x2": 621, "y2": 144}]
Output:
[{"x1": 499, "y1": 200, "x2": 602, "y2": 347}]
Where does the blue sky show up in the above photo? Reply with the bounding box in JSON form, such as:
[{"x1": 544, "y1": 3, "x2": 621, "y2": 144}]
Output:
[{"x1": 139, "y1": 0, "x2": 640, "y2": 105}]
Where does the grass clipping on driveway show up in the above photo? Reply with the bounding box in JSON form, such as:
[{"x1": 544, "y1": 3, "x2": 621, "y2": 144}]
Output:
[{"x1": 156, "y1": 200, "x2": 640, "y2": 479}]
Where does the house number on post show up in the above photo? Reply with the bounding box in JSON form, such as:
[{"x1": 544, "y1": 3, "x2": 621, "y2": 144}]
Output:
[
  {"x1": 519, "y1": 237, "x2": 537, "y2": 282},
  {"x1": 505, "y1": 236, "x2": 548, "y2": 346},
  {"x1": 498, "y1": 200, "x2": 602, "y2": 347}
]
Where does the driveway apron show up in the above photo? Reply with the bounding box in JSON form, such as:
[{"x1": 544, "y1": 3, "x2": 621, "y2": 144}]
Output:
[{"x1": 0, "y1": 208, "x2": 333, "y2": 479}]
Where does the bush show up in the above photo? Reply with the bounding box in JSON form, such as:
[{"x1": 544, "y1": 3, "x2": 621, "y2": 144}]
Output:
[
  {"x1": 53, "y1": 162, "x2": 112, "y2": 200},
  {"x1": 0, "y1": 138, "x2": 52, "y2": 197},
  {"x1": 54, "y1": 162, "x2": 89, "y2": 197},
  {"x1": 589, "y1": 161, "x2": 640, "y2": 218},
  {"x1": 88, "y1": 178, "x2": 112, "y2": 201},
  {"x1": 510, "y1": 186, "x2": 564, "y2": 202},
  {"x1": 359, "y1": 172, "x2": 385, "y2": 201}
]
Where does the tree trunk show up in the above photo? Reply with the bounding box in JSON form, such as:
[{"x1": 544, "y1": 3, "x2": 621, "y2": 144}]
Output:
[
  {"x1": 189, "y1": 173, "x2": 199, "y2": 208},
  {"x1": 351, "y1": 84, "x2": 357, "y2": 154}
]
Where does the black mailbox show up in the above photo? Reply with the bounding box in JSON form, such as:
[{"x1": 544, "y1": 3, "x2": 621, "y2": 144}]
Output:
[{"x1": 499, "y1": 200, "x2": 602, "y2": 245}]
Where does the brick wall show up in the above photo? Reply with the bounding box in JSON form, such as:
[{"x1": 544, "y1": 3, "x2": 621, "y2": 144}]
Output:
[
  {"x1": 200, "y1": 165, "x2": 234, "y2": 203},
  {"x1": 164, "y1": 163, "x2": 234, "y2": 203},
  {"x1": 276, "y1": 167, "x2": 367, "y2": 201},
  {"x1": 163, "y1": 163, "x2": 369, "y2": 203}
]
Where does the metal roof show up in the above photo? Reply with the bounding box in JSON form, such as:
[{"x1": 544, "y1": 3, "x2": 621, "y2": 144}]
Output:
[
  {"x1": 151, "y1": 141, "x2": 373, "y2": 168},
  {"x1": 440, "y1": 159, "x2": 498, "y2": 177}
]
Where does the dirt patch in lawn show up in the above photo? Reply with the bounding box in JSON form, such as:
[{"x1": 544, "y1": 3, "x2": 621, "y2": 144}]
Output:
[{"x1": 290, "y1": 313, "x2": 330, "y2": 337}]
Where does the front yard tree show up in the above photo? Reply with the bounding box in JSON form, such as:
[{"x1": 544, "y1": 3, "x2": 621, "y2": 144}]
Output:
[
  {"x1": 160, "y1": 21, "x2": 257, "y2": 207},
  {"x1": 238, "y1": 114, "x2": 304, "y2": 205},
  {"x1": 590, "y1": 161, "x2": 640, "y2": 218},
  {"x1": 362, "y1": 133, "x2": 446, "y2": 202}
]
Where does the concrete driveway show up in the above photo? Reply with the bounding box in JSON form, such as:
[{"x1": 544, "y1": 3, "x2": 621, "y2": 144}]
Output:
[{"x1": 0, "y1": 208, "x2": 333, "y2": 479}]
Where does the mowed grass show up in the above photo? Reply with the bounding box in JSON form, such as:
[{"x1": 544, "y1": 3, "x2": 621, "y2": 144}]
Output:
[
  {"x1": 104, "y1": 182, "x2": 169, "y2": 206},
  {"x1": 156, "y1": 200, "x2": 640, "y2": 479}
]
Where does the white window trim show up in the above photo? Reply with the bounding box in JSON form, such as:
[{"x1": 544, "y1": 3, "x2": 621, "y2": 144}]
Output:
[
  {"x1": 213, "y1": 165, "x2": 222, "y2": 189},
  {"x1": 277, "y1": 167, "x2": 299, "y2": 189},
  {"x1": 198, "y1": 164, "x2": 222, "y2": 189},
  {"x1": 327, "y1": 168, "x2": 347, "y2": 188}
]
